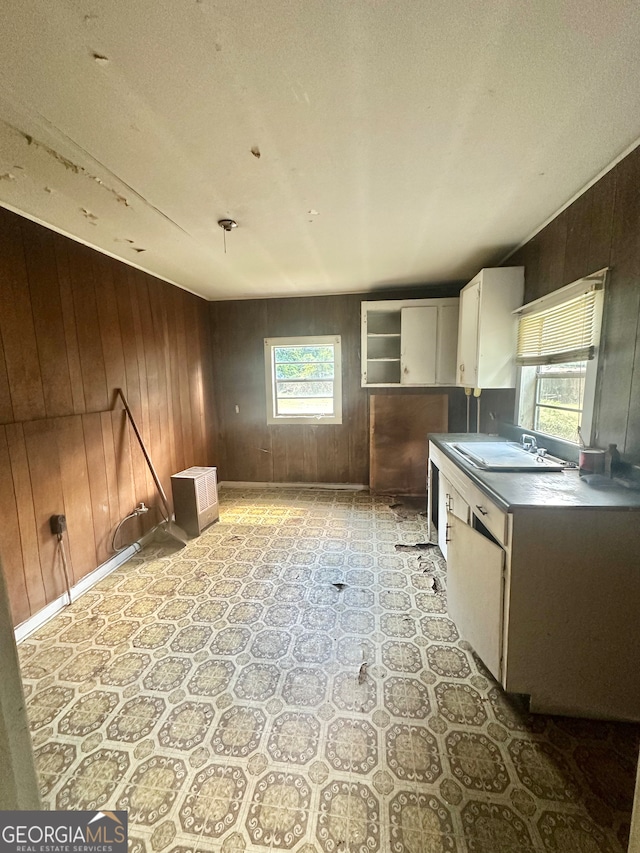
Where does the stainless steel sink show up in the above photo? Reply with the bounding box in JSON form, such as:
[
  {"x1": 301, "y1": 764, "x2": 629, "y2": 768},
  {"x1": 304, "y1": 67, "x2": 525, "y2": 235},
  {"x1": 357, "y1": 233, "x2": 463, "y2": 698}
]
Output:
[{"x1": 450, "y1": 441, "x2": 566, "y2": 471}]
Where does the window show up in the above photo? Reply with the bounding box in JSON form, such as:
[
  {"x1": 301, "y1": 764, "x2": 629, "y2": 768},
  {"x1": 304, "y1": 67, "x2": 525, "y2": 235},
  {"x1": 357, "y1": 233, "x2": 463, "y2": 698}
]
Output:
[
  {"x1": 264, "y1": 336, "x2": 342, "y2": 424},
  {"x1": 515, "y1": 271, "x2": 606, "y2": 444}
]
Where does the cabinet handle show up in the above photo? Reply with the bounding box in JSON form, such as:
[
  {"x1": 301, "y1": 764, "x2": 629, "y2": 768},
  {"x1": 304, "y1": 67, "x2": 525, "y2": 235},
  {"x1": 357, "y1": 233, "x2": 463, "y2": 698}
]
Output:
[
  {"x1": 475, "y1": 505, "x2": 488, "y2": 516},
  {"x1": 459, "y1": 363, "x2": 464, "y2": 372},
  {"x1": 445, "y1": 523, "x2": 452, "y2": 543}
]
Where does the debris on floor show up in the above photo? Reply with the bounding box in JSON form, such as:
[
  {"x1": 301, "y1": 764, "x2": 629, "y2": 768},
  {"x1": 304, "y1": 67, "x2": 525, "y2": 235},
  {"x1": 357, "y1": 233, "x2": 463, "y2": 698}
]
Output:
[
  {"x1": 331, "y1": 582, "x2": 347, "y2": 591},
  {"x1": 387, "y1": 495, "x2": 428, "y2": 520},
  {"x1": 394, "y1": 542, "x2": 436, "y2": 552},
  {"x1": 358, "y1": 661, "x2": 368, "y2": 684}
]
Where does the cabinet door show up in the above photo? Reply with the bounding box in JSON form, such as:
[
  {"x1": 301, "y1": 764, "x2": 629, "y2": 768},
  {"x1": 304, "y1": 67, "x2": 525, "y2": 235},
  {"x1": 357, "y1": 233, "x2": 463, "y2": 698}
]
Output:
[
  {"x1": 436, "y1": 304, "x2": 459, "y2": 385},
  {"x1": 401, "y1": 306, "x2": 437, "y2": 385},
  {"x1": 437, "y1": 474, "x2": 469, "y2": 559},
  {"x1": 447, "y1": 514, "x2": 504, "y2": 681},
  {"x1": 457, "y1": 282, "x2": 480, "y2": 387}
]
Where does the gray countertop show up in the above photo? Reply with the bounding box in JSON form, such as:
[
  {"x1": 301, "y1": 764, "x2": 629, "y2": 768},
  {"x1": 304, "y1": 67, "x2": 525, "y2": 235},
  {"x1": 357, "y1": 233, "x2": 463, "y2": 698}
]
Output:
[{"x1": 429, "y1": 433, "x2": 640, "y2": 511}]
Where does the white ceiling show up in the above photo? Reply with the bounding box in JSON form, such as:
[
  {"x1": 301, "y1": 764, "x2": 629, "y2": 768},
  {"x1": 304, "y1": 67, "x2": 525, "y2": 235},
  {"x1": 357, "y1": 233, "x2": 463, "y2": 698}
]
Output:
[{"x1": 1, "y1": 0, "x2": 640, "y2": 301}]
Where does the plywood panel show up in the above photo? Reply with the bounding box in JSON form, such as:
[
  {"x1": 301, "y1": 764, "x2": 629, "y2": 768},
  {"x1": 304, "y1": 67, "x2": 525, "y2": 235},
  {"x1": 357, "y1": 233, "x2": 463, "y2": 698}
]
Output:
[
  {"x1": 23, "y1": 419, "x2": 67, "y2": 603},
  {"x1": 0, "y1": 426, "x2": 29, "y2": 624},
  {"x1": 370, "y1": 394, "x2": 448, "y2": 495},
  {"x1": 0, "y1": 209, "x2": 45, "y2": 422}
]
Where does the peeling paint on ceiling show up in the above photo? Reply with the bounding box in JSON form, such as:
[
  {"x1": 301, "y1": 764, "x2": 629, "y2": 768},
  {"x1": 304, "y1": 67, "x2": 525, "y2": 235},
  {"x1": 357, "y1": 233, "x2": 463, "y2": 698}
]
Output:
[{"x1": 1, "y1": 0, "x2": 640, "y2": 300}]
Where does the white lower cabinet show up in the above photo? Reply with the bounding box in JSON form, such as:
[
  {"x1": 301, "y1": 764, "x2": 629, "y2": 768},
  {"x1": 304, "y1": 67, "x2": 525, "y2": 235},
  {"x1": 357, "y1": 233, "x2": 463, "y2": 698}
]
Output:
[
  {"x1": 427, "y1": 440, "x2": 640, "y2": 722},
  {"x1": 437, "y1": 473, "x2": 468, "y2": 559},
  {"x1": 446, "y1": 515, "x2": 504, "y2": 681}
]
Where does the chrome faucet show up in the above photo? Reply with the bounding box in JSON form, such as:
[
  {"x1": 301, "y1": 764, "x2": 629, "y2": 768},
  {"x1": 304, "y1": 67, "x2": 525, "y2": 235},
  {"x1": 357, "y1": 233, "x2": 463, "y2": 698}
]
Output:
[{"x1": 521, "y1": 434, "x2": 537, "y2": 452}]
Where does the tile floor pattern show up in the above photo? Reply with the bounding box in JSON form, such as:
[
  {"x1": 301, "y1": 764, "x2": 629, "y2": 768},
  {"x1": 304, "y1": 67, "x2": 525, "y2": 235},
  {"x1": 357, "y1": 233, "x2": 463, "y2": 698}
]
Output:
[{"x1": 19, "y1": 488, "x2": 639, "y2": 853}]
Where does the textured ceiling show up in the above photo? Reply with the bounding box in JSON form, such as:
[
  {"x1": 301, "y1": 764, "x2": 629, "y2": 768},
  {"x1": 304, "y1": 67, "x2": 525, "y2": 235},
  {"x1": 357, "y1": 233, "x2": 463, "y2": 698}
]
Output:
[{"x1": 1, "y1": 0, "x2": 640, "y2": 300}]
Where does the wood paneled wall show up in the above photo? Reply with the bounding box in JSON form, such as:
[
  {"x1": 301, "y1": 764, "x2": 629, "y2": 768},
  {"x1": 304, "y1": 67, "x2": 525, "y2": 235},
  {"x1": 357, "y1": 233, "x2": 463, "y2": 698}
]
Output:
[
  {"x1": 508, "y1": 145, "x2": 640, "y2": 462},
  {"x1": 210, "y1": 289, "x2": 514, "y2": 484},
  {"x1": 0, "y1": 207, "x2": 216, "y2": 626}
]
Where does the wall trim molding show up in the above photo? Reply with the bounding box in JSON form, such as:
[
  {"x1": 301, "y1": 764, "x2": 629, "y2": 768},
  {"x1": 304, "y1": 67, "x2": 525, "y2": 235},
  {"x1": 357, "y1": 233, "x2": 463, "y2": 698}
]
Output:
[
  {"x1": 14, "y1": 527, "x2": 158, "y2": 644},
  {"x1": 219, "y1": 481, "x2": 368, "y2": 491}
]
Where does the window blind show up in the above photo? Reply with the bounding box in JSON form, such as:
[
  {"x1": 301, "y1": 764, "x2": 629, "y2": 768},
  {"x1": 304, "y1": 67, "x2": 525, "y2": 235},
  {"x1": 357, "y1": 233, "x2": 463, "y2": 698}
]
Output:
[{"x1": 516, "y1": 289, "x2": 599, "y2": 366}]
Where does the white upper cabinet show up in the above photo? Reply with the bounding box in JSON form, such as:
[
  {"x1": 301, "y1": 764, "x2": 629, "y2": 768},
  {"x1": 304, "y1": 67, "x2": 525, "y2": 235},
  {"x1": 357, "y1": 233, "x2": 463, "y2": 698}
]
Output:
[
  {"x1": 456, "y1": 267, "x2": 524, "y2": 389},
  {"x1": 361, "y1": 298, "x2": 459, "y2": 387}
]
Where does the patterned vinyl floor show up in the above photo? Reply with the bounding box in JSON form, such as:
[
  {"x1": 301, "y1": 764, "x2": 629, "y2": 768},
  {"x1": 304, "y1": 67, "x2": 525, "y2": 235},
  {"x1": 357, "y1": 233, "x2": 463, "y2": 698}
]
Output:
[{"x1": 19, "y1": 488, "x2": 639, "y2": 853}]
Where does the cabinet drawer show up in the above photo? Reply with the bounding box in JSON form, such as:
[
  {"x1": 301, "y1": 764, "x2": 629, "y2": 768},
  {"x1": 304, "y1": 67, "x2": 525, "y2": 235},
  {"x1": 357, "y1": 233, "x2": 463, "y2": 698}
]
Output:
[
  {"x1": 464, "y1": 478, "x2": 507, "y2": 546},
  {"x1": 430, "y1": 443, "x2": 507, "y2": 546}
]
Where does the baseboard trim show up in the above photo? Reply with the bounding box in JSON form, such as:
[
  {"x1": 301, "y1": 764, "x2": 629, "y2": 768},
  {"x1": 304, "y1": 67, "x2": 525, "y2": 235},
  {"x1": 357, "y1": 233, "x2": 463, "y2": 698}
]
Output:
[
  {"x1": 218, "y1": 481, "x2": 368, "y2": 491},
  {"x1": 14, "y1": 527, "x2": 158, "y2": 644}
]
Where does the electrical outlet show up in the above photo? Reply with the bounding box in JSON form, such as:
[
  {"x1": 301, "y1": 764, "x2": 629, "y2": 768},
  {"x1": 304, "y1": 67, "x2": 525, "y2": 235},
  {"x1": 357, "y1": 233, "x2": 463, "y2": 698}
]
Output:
[{"x1": 49, "y1": 514, "x2": 67, "y2": 535}]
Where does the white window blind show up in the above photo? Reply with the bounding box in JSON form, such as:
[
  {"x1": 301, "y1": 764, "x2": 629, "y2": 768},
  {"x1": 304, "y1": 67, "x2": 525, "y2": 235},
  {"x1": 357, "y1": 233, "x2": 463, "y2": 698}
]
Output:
[{"x1": 516, "y1": 288, "x2": 600, "y2": 366}]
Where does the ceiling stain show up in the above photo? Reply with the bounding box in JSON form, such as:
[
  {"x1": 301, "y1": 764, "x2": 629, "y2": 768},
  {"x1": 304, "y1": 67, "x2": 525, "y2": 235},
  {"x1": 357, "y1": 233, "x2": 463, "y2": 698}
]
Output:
[
  {"x1": 251, "y1": 146, "x2": 261, "y2": 159},
  {"x1": 3, "y1": 121, "x2": 195, "y2": 234},
  {"x1": 132, "y1": 247, "x2": 146, "y2": 253},
  {"x1": 80, "y1": 207, "x2": 98, "y2": 224},
  {"x1": 0, "y1": 172, "x2": 17, "y2": 181},
  {"x1": 92, "y1": 52, "x2": 110, "y2": 65}
]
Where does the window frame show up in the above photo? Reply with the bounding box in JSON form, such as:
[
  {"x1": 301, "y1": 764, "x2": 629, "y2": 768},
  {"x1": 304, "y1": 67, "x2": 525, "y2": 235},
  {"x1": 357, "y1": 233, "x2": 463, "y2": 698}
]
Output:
[
  {"x1": 514, "y1": 273, "x2": 605, "y2": 446},
  {"x1": 264, "y1": 335, "x2": 343, "y2": 425}
]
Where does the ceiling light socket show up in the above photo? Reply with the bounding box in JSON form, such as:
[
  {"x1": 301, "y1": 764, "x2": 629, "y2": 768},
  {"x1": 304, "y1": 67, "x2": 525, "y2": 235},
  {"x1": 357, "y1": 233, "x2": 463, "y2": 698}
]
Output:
[{"x1": 218, "y1": 219, "x2": 238, "y2": 231}]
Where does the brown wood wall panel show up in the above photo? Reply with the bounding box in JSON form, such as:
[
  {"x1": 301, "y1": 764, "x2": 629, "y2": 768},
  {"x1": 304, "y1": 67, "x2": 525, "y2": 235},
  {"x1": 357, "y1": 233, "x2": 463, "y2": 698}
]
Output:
[
  {"x1": 23, "y1": 419, "x2": 66, "y2": 603},
  {"x1": 0, "y1": 318, "x2": 12, "y2": 423},
  {"x1": 82, "y1": 413, "x2": 112, "y2": 566},
  {"x1": 210, "y1": 291, "x2": 462, "y2": 485},
  {"x1": 68, "y1": 244, "x2": 110, "y2": 414},
  {"x1": 509, "y1": 145, "x2": 640, "y2": 462},
  {"x1": 101, "y1": 411, "x2": 123, "y2": 534},
  {"x1": 0, "y1": 426, "x2": 29, "y2": 625},
  {"x1": 173, "y1": 287, "x2": 196, "y2": 469},
  {"x1": 54, "y1": 236, "x2": 86, "y2": 415},
  {"x1": 55, "y1": 415, "x2": 97, "y2": 584},
  {"x1": 94, "y1": 253, "x2": 127, "y2": 404},
  {"x1": 0, "y1": 209, "x2": 46, "y2": 422},
  {"x1": 5, "y1": 423, "x2": 46, "y2": 614},
  {"x1": 21, "y1": 222, "x2": 74, "y2": 418},
  {"x1": 111, "y1": 409, "x2": 137, "y2": 524},
  {"x1": 0, "y1": 207, "x2": 215, "y2": 627}
]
